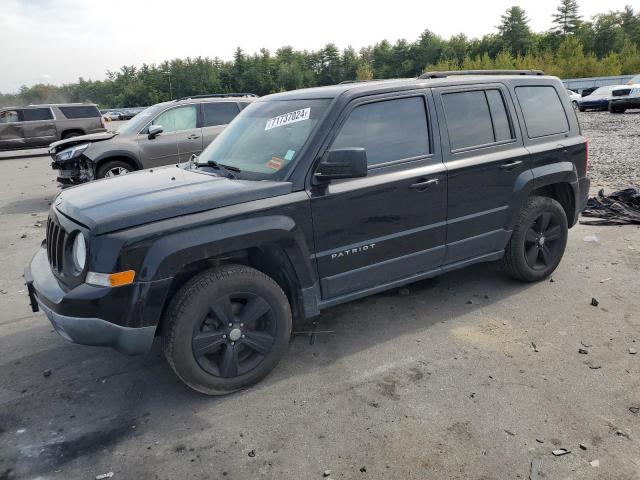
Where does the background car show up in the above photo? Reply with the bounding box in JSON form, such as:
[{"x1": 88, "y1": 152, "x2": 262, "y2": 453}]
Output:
[
  {"x1": 577, "y1": 86, "x2": 618, "y2": 112},
  {"x1": 0, "y1": 103, "x2": 105, "y2": 150},
  {"x1": 609, "y1": 83, "x2": 640, "y2": 113},
  {"x1": 566, "y1": 88, "x2": 581, "y2": 107},
  {"x1": 50, "y1": 93, "x2": 257, "y2": 185},
  {"x1": 103, "y1": 111, "x2": 123, "y2": 121}
]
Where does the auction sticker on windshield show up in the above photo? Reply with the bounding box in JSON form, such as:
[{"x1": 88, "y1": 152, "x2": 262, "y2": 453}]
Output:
[{"x1": 265, "y1": 108, "x2": 310, "y2": 131}]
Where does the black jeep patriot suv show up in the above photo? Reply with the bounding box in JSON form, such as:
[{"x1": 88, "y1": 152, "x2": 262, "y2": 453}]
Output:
[{"x1": 25, "y1": 70, "x2": 589, "y2": 395}]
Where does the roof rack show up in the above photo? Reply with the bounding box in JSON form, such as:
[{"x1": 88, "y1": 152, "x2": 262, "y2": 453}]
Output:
[
  {"x1": 418, "y1": 69, "x2": 545, "y2": 79},
  {"x1": 175, "y1": 93, "x2": 258, "y2": 101},
  {"x1": 339, "y1": 80, "x2": 372, "y2": 84}
]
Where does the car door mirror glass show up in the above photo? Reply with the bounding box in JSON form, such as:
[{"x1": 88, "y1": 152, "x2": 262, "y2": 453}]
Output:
[
  {"x1": 315, "y1": 148, "x2": 368, "y2": 181},
  {"x1": 148, "y1": 125, "x2": 163, "y2": 138}
]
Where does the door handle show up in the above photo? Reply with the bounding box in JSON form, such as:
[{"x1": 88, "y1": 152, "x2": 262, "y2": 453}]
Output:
[
  {"x1": 409, "y1": 178, "x2": 439, "y2": 191},
  {"x1": 187, "y1": 134, "x2": 200, "y2": 140},
  {"x1": 500, "y1": 160, "x2": 523, "y2": 170}
]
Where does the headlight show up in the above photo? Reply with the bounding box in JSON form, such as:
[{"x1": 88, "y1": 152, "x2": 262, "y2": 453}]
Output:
[
  {"x1": 56, "y1": 143, "x2": 90, "y2": 162},
  {"x1": 71, "y1": 233, "x2": 86, "y2": 273}
]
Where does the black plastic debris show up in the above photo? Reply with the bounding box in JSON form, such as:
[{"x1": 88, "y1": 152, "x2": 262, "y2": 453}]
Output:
[
  {"x1": 590, "y1": 298, "x2": 599, "y2": 307},
  {"x1": 581, "y1": 188, "x2": 640, "y2": 225}
]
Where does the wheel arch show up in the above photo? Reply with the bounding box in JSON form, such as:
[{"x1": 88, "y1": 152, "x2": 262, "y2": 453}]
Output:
[
  {"x1": 94, "y1": 151, "x2": 143, "y2": 171},
  {"x1": 60, "y1": 128, "x2": 85, "y2": 139}
]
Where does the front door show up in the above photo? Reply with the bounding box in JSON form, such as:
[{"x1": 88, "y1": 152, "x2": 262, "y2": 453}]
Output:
[
  {"x1": 19, "y1": 107, "x2": 57, "y2": 147},
  {"x1": 138, "y1": 104, "x2": 199, "y2": 167},
  {"x1": 310, "y1": 93, "x2": 447, "y2": 301},
  {"x1": 433, "y1": 84, "x2": 530, "y2": 264}
]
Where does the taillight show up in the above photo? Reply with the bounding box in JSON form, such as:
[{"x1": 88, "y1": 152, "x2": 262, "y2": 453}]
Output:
[{"x1": 100, "y1": 116, "x2": 106, "y2": 129}]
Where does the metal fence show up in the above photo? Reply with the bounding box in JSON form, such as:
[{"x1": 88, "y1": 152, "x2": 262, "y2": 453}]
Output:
[{"x1": 562, "y1": 75, "x2": 634, "y2": 93}]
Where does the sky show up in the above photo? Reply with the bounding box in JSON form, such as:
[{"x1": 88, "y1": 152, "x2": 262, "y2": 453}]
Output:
[{"x1": 0, "y1": 0, "x2": 632, "y2": 92}]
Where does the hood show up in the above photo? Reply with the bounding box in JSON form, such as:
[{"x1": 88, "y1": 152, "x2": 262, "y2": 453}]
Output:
[
  {"x1": 50, "y1": 131, "x2": 117, "y2": 152},
  {"x1": 54, "y1": 167, "x2": 293, "y2": 234}
]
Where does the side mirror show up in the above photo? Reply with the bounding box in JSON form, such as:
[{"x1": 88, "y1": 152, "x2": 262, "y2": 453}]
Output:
[
  {"x1": 314, "y1": 148, "x2": 368, "y2": 182},
  {"x1": 148, "y1": 125, "x2": 163, "y2": 139}
]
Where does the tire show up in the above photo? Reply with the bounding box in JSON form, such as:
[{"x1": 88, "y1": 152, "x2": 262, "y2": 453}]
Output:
[
  {"x1": 61, "y1": 130, "x2": 82, "y2": 140},
  {"x1": 96, "y1": 160, "x2": 133, "y2": 179},
  {"x1": 501, "y1": 196, "x2": 568, "y2": 282},
  {"x1": 608, "y1": 104, "x2": 625, "y2": 114},
  {"x1": 163, "y1": 264, "x2": 292, "y2": 395},
  {"x1": 578, "y1": 106, "x2": 586, "y2": 112}
]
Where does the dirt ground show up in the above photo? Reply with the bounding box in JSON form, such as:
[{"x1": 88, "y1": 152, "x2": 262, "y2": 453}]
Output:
[{"x1": 0, "y1": 112, "x2": 639, "y2": 480}]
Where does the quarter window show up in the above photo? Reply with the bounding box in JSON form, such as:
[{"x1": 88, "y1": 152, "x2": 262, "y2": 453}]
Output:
[
  {"x1": 202, "y1": 102, "x2": 240, "y2": 127},
  {"x1": 150, "y1": 105, "x2": 198, "y2": 133},
  {"x1": 442, "y1": 90, "x2": 514, "y2": 151},
  {"x1": 0, "y1": 110, "x2": 19, "y2": 124},
  {"x1": 19, "y1": 108, "x2": 54, "y2": 121},
  {"x1": 59, "y1": 105, "x2": 100, "y2": 119},
  {"x1": 515, "y1": 86, "x2": 569, "y2": 138},
  {"x1": 331, "y1": 97, "x2": 430, "y2": 167}
]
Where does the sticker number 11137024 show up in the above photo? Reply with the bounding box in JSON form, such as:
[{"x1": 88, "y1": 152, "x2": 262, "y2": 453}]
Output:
[{"x1": 265, "y1": 108, "x2": 311, "y2": 131}]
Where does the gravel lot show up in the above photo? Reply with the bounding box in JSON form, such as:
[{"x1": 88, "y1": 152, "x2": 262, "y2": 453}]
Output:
[{"x1": 0, "y1": 112, "x2": 639, "y2": 480}]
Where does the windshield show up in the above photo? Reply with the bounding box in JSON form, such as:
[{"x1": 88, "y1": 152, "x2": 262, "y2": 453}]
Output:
[
  {"x1": 590, "y1": 87, "x2": 614, "y2": 97},
  {"x1": 115, "y1": 104, "x2": 165, "y2": 134},
  {"x1": 196, "y1": 99, "x2": 331, "y2": 179}
]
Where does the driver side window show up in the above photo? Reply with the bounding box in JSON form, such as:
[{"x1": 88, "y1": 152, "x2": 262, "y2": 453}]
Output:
[
  {"x1": 150, "y1": 105, "x2": 197, "y2": 134},
  {"x1": 0, "y1": 110, "x2": 19, "y2": 124}
]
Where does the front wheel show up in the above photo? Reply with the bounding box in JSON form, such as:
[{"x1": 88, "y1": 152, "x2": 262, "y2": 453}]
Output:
[
  {"x1": 163, "y1": 265, "x2": 292, "y2": 395},
  {"x1": 578, "y1": 106, "x2": 586, "y2": 112},
  {"x1": 96, "y1": 160, "x2": 133, "y2": 179},
  {"x1": 501, "y1": 196, "x2": 568, "y2": 282}
]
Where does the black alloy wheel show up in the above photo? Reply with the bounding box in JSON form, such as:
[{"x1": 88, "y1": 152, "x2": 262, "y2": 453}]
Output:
[{"x1": 523, "y1": 211, "x2": 563, "y2": 271}]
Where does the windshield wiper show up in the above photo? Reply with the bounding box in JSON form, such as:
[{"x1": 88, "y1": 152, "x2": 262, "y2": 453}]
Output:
[{"x1": 203, "y1": 159, "x2": 239, "y2": 179}]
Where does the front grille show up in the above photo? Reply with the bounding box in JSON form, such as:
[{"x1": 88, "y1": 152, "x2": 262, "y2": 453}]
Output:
[
  {"x1": 612, "y1": 89, "x2": 631, "y2": 97},
  {"x1": 46, "y1": 215, "x2": 67, "y2": 273}
]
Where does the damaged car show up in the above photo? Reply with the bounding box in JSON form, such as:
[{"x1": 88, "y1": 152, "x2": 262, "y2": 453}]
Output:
[{"x1": 50, "y1": 94, "x2": 256, "y2": 186}]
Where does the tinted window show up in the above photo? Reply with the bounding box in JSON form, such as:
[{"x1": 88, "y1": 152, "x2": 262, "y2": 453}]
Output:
[
  {"x1": 202, "y1": 102, "x2": 240, "y2": 127},
  {"x1": 151, "y1": 105, "x2": 198, "y2": 133},
  {"x1": 485, "y1": 90, "x2": 513, "y2": 142},
  {"x1": 20, "y1": 108, "x2": 53, "y2": 121},
  {"x1": 516, "y1": 86, "x2": 569, "y2": 138},
  {"x1": 442, "y1": 91, "x2": 494, "y2": 150},
  {"x1": 331, "y1": 97, "x2": 429, "y2": 167},
  {"x1": 58, "y1": 105, "x2": 100, "y2": 119}
]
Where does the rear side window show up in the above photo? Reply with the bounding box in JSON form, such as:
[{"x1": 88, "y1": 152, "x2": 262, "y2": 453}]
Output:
[
  {"x1": 202, "y1": 102, "x2": 240, "y2": 127},
  {"x1": 442, "y1": 90, "x2": 514, "y2": 150},
  {"x1": 331, "y1": 96, "x2": 430, "y2": 167},
  {"x1": 58, "y1": 105, "x2": 101, "y2": 119},
  {"x1": 515, "y1": 86, "x2": 569, "y2": 138},
  {"x1": 19, "y1": 108, "x2": 54, "y2": 121}
]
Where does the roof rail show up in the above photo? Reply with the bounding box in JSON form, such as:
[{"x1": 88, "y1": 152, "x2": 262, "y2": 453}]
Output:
[
  {"x1": 418, "y1": 69, "x2": 545, "y2": 79},
  {"x1": 175, "y1": 93, "x2": 258, "y2": 101},
  {"x1": 339, "y1": 80, "x2": 372, "y2": 84}
]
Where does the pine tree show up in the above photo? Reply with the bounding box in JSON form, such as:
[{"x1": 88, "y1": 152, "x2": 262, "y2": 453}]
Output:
[
  {"x1": 552, "y1": 0, "x2": 582, "y2": 35},
  {"x1": 498, "y1": 7, "x2": 532, "y2": 56}
]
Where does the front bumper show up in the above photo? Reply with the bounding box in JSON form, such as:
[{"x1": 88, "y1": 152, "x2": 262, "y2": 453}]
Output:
[{"x1": 25, "y1": 246, "x2": 171, "y2": 355}]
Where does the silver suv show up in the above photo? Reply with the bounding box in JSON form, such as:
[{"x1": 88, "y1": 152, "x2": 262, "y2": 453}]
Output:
[
  {"x1": 50, "y1": 94, "x2": 257, "y2": 185},
  {"x1": 0, "y1": 103, "x2": 105, "y2": 150}
]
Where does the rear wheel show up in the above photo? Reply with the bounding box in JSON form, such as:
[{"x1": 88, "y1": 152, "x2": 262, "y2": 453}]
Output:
[
  {"x1": 501, "y1": 196, "x2": 568, "y2": 282},
  {"x1": 608, "y1": 104, "x2": 626, "y2": 114},
  {"x1": 96, "y1": 160, "x2": 133, "y2": 179},
  {"x1": 61, "y1": 130, "x2": 83, "y2": 140},
  {"x1": 163, "y1": 265, "x2": 292, "y2": 395}
]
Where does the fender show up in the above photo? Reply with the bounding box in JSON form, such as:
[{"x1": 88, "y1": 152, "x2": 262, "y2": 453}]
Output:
[
  {"x1": 506, "y1": 161, "x2": 579, "y2": 231},
  {"x1": 92, "y1": 150, "x2": 143, "y2": 170}
]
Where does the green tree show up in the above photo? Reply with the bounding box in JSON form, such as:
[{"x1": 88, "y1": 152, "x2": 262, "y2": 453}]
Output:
[
  {"x1": 552, "y1": 0, "x2": 582, "y2": 35},
  {"x1": 498, "y1": 7, "x2": 532, "y2": 55}
]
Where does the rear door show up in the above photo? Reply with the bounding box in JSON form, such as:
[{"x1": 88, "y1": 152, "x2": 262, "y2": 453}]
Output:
[
  {"x1": 19, "y1": 107, "x2": 57, "y2": 147},
  {"x1": 433, "y1": 84, "x2": 530, "y2": 264},
  {"x1": 310, "y1": 92, "x2": 448, "y2": 301},
  {"x1": 138, "y1": 104, "x2": 199, "y2": 166},
  {"x1": 0, "y1": 110, "x2": 23, "y2": 150},
  {"x1": 200, "y1": 101, "x2": 241, "y2": 148}
]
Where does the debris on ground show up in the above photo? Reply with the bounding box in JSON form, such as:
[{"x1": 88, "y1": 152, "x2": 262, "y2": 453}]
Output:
[
  {"x1": 42, "y1": 369, "x2": 52, "y2": 378},
  {"x1": 248, "y1": 449, "x2": 256, "y2": 457},
  {"x1": 323, "y1": 470, "x2": 331, "y2": 477},
  {"x1": 581, "y1": 188, "x2": 640, "y2": 225},
  {"x1": 529, "y1": 458, "x2": 542, "y2": 480},
  {"x1": 20, "y1": 234, "x2": 27, "y2": 239},
  {"x1": 96, "y1": 473, "x2": 114, "y2": 480},
  {"x1": 579, "y1": 443, "x2": 587, "y2": 450},
  {"x1": 590, "y1": 297, "x2": 599, "y2": 307},
  {"x1": 535, "y1": 438, "x2": 544, "y2": 443},
  {"x1": 531, "y1": 341, "x2": 539, "y2": 353},
  {"x1": 359, "y1": 466, "x2": 367, "y2": 472},
  {"x1": 590, "y1": 459, "x2": 600, "y2": 467},
  {"x1": 629, "y1": 348, "x2": 637, "y2": 355},
  {"x1": 600, "y1": 277, "x2": 612, "y2": 283},
  {"x1": 581, "y1": 340, "x2": 592, "y2": 348},
  {"x1": 582, "y1": 234, "x2": 599, "y2": 243},
  {"x1": 629, "y1": 406, "x2": 639, "y2": 414},
  {"x1": 552, "y1": 448, "x2": 570, "y2": 456},
  {"x1": 578, "y1": 348, "x2": 589, "y2": 355}
]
